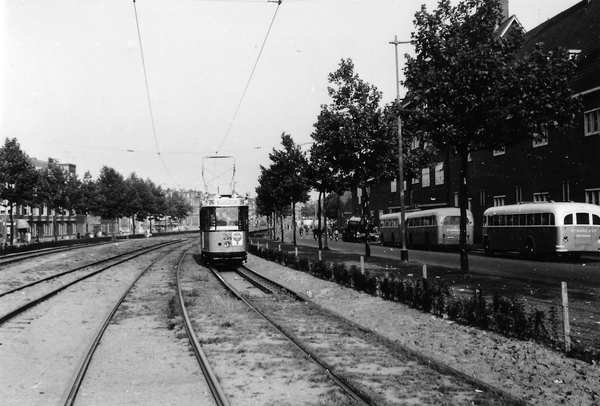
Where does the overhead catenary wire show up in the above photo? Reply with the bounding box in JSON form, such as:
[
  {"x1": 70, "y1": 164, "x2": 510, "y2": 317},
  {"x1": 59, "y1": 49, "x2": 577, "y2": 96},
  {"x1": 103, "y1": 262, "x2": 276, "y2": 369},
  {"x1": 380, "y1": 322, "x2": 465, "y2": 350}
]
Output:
[
  {"x1": 215, "y1": 0, "x2": 283, "y2": 154},
  {"x1": 132, "y1": 0, "x2": 179, "y2": 187}
]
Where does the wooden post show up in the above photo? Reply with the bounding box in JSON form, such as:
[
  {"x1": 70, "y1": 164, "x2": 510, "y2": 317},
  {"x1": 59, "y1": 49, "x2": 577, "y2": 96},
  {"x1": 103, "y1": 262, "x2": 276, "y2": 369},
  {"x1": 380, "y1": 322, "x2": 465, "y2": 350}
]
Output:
[
  {"x1": 422, "y1": 264, "x2": 427, "y2": 279},
  {"x1": 266, "y1": 243, "x2": 269, "y2": 250},
  {"x1": 295, "y1": 247, "x2": 298, "y2": 257},
  {"x1": 561, "y1": 282, "x2": 571, "y2": 353},
  {"x1": 360, "y1": 256, "x2": 365, "y2": 273},
  {"x1": 318, "y1": 250, "x2": 322, "y2": 261},
  {"x1": 279, "y1": 244, "x2": 281, "y2": 252}
]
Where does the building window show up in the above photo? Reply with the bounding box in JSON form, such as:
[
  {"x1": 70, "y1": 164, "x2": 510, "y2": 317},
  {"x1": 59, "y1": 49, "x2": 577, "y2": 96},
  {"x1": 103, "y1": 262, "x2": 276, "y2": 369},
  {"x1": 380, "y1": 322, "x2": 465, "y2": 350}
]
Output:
[
  {"x1": 390, "y1": 179, "x2": 397, "y2": 193},
  {"x1": 479, "y1": 190, "x2": 486, "y2": 206},
  {"x1": 493, "y1": 146, "x2": 505, "y2": 156},
  {"x1": 533, "y1": 125, "x2": 549, "y2": 147},
  {"x1": 494, "y1": 195, "x2": 506, "y2": 207},
  {"x1": 411, "y1": 138, "x2": 420, "y2": 150},
  {"x1": 584, "y1": 108, "x2": 600, "y2": 136},
  {"x1": 586, "y1": 189, "x2": 600, "y2": 206},
  {"x1": 533, "y1": 192, "x2": 550, "y2": 202},
  {"x1": 434, "y1": 162, "x2": 444, "y2": 185},
  {"x1": 412, "y1": 174, "x2": 419, "y2": 185},
  {"x1": 422, "y1": 167, "x2": 430, "y2": 187}
]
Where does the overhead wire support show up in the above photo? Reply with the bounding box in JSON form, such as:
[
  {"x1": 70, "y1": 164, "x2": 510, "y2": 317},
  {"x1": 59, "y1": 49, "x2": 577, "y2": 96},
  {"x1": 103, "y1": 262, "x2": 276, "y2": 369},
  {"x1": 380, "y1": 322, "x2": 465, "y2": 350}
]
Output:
[
  {"x1": 215, "y1": 0, "x2": 283, "y2": 154},
  {"x1": 132, "y1": 0, "x2": 179, "y2": 187}
]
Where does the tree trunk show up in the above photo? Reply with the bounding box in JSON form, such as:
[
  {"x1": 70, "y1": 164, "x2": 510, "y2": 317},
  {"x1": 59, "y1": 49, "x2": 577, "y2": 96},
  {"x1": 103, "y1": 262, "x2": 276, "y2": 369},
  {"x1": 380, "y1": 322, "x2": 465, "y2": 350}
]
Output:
[
  {"x1": 363, "y1": 186, "x2": 371, "y2": 258},
  {"x1": 8, "y1": 204, "x2": 14, "y2": 246},
  {"x1": 459, "y1": 150, "x2": 470, "y2": 272},
  {"x1": 292, "y1": 202, "x2": 297, "y2": 246},
  {"x1": 279, "y1": 213, "x2": 284, "y2": 242},
  {"x1": 323, "y1": 192, "x2": 329, "y2": 250},
  {"x1": 317, "y1": 191, "x2": 323, "y2": 250}
]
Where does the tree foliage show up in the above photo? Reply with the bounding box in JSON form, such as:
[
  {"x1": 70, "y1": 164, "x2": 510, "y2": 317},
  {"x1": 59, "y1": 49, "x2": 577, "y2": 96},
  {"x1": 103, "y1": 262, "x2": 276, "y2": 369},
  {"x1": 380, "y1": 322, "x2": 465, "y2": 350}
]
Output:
[
  {"x1": 256, "y1": 133, "x2": 310, "y2": 243},
  {"x1": 0, "y1": 138, "x2": 39, "y2": 244},
  {"x1": 403, "y1": 0, "x2": 581, "y2": 270}
]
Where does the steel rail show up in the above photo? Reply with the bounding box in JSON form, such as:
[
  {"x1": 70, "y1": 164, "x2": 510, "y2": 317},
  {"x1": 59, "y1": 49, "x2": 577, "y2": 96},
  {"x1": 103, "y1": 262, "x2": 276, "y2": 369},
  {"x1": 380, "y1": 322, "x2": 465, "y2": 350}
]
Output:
[
  {"x1": 59, "y1": 240, "x2": 188, "y2": 406},
  {"x1": 242, "y1": 260, "x2": 533, "y2": 406},
  {"x1": 177, "y1": 251, "x2": 230, "y2": 406},
  {"x1": 208, "y1": 264, "x2": 374, "y2": 406},
  {"x1": 0, "y1": 241, "x2": 113, "y2": 267},
  {"x1": 0, "y1": 241, "x2": 178, "y2": 299},
  {"x1": 0, "y1": 240, "x2": 180, "y2": 326}
]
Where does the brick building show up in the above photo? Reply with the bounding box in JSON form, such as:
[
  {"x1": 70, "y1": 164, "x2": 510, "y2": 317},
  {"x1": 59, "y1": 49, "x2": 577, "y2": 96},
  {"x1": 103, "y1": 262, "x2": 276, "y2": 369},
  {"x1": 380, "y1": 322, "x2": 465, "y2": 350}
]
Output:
[{"x1": 366, "y1": 0, "x2": 600, "y2": 244}]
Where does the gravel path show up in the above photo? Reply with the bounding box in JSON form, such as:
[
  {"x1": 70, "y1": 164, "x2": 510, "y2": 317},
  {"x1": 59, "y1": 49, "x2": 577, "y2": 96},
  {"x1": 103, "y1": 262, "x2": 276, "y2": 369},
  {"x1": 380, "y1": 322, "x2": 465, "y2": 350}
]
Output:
[{"x1": 246, "y1": 254, "x2": 600, "y2": 405}]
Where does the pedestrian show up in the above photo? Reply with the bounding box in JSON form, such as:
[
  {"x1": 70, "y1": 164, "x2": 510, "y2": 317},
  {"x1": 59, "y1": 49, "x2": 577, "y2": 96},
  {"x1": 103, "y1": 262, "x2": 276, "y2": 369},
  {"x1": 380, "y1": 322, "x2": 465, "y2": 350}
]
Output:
[{"x1": 334, "y1": 229, "x2": 339, "y2": 241}]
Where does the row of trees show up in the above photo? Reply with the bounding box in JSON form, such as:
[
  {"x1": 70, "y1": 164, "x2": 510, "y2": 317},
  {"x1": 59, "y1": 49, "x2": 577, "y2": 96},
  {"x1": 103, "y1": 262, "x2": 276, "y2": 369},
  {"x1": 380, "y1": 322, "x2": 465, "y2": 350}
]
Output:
[
  {"x1": 0, "y1": 138, "x2": 194, "y2": 244},
  {"x1": 255, "y1": 0, "x2": 580, "y2": 271}
]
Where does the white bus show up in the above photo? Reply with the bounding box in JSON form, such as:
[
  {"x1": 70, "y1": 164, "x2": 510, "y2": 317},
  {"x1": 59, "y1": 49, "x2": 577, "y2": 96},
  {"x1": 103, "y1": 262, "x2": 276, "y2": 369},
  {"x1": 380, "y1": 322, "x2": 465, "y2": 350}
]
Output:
[
  {"x1": 379, "y1": 207, "x2": 474, "y2": 249},
  {"x1": 482, "y1": 202, "x2": 600, "y2": 259}
]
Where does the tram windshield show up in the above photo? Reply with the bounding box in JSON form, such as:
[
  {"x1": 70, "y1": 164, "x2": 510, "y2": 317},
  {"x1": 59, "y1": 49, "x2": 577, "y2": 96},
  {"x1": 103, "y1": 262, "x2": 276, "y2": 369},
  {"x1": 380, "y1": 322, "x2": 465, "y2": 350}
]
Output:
[{"x1": 201, "y1": 206, "x2": 248, "y2": 231}]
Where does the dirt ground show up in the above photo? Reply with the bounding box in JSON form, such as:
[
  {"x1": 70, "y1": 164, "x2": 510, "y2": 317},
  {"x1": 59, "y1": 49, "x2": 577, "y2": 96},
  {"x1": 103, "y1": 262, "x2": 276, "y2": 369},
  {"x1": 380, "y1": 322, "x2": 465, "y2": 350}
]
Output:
[{"x1": 246, "y1": 253, "x2": 600, "y2": 406}]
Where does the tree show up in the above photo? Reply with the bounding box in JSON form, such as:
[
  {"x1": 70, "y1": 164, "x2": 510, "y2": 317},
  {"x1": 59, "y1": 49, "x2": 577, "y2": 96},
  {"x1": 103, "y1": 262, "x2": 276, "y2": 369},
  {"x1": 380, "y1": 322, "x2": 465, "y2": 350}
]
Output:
[
  {"x1": 38, "y1": 159, "x2": 80, "y2": 241},
  {"x1": 404, "y1": 0, "x2": 581, "y2": 271},
  {"x1": 257, "y1": 134, "x2": 310, "y2": 244},
  {"x1": 166, "y1": 192, "x2": 194, "y2": 230},
  {"x1": 0, "y1": 138, "x2": 39, "y2": 245},
  {"x1": 123, "y1": 173, "x2": 149, "y2": 234},
  {"x1": 255, "y1": 166, "x2": 280, "y2": 240},
  {"x1": 92, "y1": 166, "x2": 128, "y2": 237},
  {"x1": 145, "y1": 180, "x2": 167, "y2": 232},
  {"x1": 71, "y1": 171, "x2": 97, "y2": 236},
  {"x1": 311, "y1": 59, "x2": 398, "y2": 256}
]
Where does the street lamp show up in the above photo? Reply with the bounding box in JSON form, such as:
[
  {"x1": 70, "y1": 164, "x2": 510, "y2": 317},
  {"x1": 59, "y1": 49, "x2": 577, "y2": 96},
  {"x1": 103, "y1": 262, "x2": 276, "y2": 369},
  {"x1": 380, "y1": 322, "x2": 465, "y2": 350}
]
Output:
[{"x1": 390, "y1": 35, "x2": 410, "y2": 262}]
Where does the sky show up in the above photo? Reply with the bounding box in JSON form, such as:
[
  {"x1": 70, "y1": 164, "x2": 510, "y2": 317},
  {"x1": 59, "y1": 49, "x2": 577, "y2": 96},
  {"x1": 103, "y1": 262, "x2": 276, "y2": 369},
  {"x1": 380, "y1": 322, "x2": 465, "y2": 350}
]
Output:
[{"x1": 0, "y1": 0, "x2": 582, "y2": 197}]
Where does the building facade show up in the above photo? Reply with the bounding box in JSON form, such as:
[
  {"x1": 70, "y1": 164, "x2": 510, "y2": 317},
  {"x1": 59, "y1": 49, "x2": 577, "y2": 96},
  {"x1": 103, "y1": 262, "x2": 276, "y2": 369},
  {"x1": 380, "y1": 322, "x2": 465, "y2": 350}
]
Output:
[{"x1": 367, "y1": 0, "x2": 600, "y2": 244}]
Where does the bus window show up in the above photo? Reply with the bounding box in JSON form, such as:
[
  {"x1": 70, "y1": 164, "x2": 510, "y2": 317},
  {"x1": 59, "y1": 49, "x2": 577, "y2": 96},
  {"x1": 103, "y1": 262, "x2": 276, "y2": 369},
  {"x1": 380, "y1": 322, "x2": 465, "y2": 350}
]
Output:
[
  {"x1": 534, "y1": 213, "x2": 542, "y2": 225},
  {"x1": 443, "y1": 216, "x2": 461, "y2": 225},
  {"x1": 564, "y1": 214, "x2": 573, "y2": 225},
  {"x1": 576, "y1": 213, "x2": 590, "y2": 225},
  {"x1": 519, "y1": 214, "x2": 526, "y2": 226},
  {"x1": 527, "y1": 214, "x2": 535, "y2": 226},
  {"x1": 594, "y1": 214, "x2": 600, "y2": 225},
  {"x1": 506, "y1": 214, "x2": 513, "y2": 226},
  {"x1": 540, "y1": 213, "x2": 554, "y2": 225}
]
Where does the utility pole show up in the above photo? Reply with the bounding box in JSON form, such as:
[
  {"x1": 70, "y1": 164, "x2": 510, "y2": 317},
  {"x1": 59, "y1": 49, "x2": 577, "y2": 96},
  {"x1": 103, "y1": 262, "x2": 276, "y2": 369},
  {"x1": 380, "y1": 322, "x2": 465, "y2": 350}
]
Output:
[{"x1": 389, "y1": 36, "x2": 410, "y2": 262}]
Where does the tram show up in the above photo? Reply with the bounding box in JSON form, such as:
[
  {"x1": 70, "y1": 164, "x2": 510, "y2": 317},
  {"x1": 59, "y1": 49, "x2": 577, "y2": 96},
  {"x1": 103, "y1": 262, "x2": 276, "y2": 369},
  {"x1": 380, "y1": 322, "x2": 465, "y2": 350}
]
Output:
[
  {"x1": 199, "y1": 156, "x2": 248, "y2": 264},
  {"x1": 199, "y1": 193, "x2": 249, "y2": 263}
]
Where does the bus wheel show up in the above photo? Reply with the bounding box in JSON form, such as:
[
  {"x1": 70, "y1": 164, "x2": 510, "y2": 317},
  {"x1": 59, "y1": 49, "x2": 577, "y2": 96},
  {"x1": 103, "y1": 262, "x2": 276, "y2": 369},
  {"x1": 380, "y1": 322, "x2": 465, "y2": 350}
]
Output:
[
  {"x1": 483, "y1": 238, "x2": 494, "y2": 256},
  {"x1": 523, "y1": 239, "x2": 536, "y2": 260}
]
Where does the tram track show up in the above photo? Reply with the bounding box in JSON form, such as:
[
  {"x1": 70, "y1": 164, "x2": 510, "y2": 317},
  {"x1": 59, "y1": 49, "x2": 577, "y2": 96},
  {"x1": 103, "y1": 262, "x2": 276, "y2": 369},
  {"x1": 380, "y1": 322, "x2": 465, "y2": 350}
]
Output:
[
  {"x1": 0, "y1": 240, "x2": 181, "y2": 325},
  {"x1": 0, "y1": 241, "x2": 110, "y2": 268},
  {"x1": 0, "y1": 237, "x2": 215, "y2": 405},
  {"x1": 195, "y1": 262, "x2": 532, "y2": 406}
]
